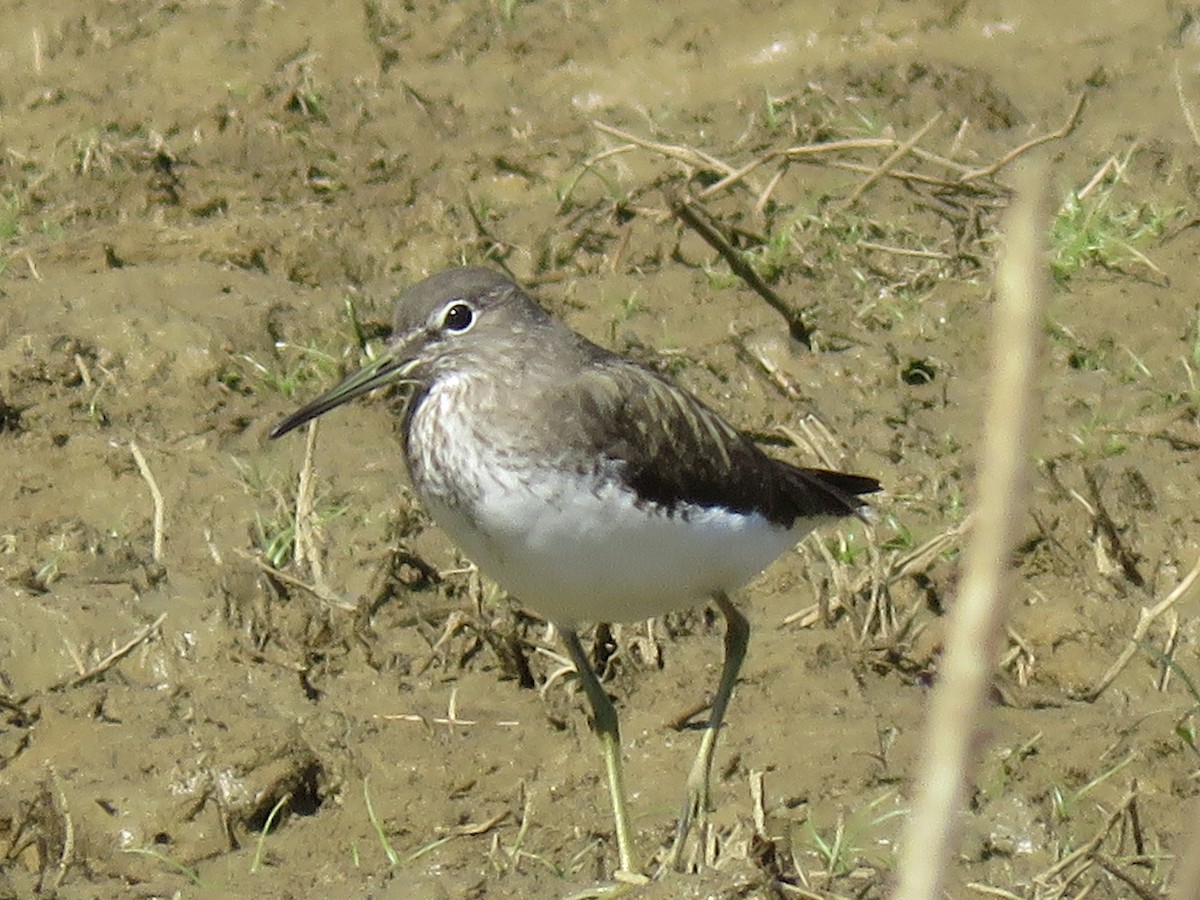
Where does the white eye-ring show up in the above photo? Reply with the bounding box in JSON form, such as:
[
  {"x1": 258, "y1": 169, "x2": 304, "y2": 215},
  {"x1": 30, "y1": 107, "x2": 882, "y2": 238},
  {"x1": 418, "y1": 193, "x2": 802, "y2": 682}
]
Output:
[{"x1": 440, "y1": 300, "x2": 475, "y2": 334}]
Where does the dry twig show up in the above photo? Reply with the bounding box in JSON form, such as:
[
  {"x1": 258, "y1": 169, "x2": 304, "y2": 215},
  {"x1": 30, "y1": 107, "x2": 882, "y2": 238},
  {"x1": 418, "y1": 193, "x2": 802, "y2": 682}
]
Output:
[
  {"x1": 592, "y1": 120, "x2": 743, "y2": 181},
  {"x1": 47, "y1": 767, "x2": 75, "y2": 891},
  {"x1": 840, "y1": 112, "x2": 943, "y2": 208},
  {"x1": 293, "y1": 419, "x2": 326, "y2": 586},
  {"x1": 380, "y1": 686, "x2": 520, "y2": 728},
  {"x1": 960, "y1": 93, "x2": 1086, "y2": 182},
  {"x1": 50, "y1": 613, "x2": 168, "y2": 691},
  {"x1": 129, "y1": 441, "x2": 165, "y2": 564},
  {"x1": 1084, "y1": 555, "x2": 1200, "y2": 701},
  {"x1": 783, "y1": 515, "x2": 971, "y2": 630},
  {"x1": 669, "y1": 192, "x2": 812, "y2": 344},
  {"x1": 894, "y1": 159, "x2": 1049, "y2": 900},
  {"x1": 233, "y1": 547, "x2": 356, "y2": 611},
  {"x1": 1035, "y1": 788, "x2": 1138, "y2": 887}
]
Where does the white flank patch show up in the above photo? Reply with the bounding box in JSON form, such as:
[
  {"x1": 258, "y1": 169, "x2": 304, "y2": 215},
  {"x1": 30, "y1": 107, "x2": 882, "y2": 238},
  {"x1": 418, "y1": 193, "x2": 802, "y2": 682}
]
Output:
[{"x1": 425, "y1": 467, "x2": 824, "y2": 628}]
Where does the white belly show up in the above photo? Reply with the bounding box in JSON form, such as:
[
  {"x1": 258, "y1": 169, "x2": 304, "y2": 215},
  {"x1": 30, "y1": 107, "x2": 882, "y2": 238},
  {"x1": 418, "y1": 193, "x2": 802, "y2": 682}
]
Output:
[{"x1": 422, "y1": 466, "x2": 816, "y2": 627}]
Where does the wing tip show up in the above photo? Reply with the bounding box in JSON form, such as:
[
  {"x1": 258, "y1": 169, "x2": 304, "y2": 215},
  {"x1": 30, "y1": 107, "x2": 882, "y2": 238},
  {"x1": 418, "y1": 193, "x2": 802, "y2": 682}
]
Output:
[{"x1": 790, "y1": 466, "x2": 882, "y2": 522}]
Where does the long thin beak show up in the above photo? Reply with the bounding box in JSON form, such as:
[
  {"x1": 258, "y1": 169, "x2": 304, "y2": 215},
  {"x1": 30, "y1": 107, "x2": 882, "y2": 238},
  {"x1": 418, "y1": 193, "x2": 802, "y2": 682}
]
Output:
[{"x1": 268, "y1": 349, "x2": 416, "y2": 439}]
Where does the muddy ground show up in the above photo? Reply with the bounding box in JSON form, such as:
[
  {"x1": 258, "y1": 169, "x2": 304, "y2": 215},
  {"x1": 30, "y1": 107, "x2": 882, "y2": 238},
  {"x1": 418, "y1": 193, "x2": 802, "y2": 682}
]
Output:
[{"x1": 3, "y1": 1, "x2": 1200, "y2": 898}]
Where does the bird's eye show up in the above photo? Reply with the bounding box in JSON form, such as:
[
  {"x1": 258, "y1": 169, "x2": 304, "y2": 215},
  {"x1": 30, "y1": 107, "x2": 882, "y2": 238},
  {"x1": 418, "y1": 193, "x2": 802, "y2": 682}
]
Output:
[{"x1": 441, "y1": 302, "x2": 475, "y2": 333}]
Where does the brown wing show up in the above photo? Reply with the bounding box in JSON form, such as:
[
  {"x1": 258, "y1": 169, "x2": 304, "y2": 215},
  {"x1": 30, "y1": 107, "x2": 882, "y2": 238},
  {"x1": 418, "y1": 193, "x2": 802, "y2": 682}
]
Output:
[{"x1": 565, "y1": 359, "x2": 879, "y2": 528}]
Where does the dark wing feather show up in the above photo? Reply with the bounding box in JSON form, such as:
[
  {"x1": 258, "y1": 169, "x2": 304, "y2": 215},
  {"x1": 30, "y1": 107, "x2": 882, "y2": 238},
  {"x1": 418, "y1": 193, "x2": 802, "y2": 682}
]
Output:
[{"x1": 567, "y1": 359, "x2": 879, "y2": 528}]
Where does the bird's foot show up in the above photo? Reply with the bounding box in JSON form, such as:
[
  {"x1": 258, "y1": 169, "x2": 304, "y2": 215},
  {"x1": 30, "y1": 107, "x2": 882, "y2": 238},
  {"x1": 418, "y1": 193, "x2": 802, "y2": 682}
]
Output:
[
  {"x1": 660, "y1": 777, "x2": 711, "y2": 874},
  {"x1": 613, "y1": 869, "x2": 651, "y2": 886},
  {"x1": 561, "y1": 869, "x2": 649, "y2": 899}
]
